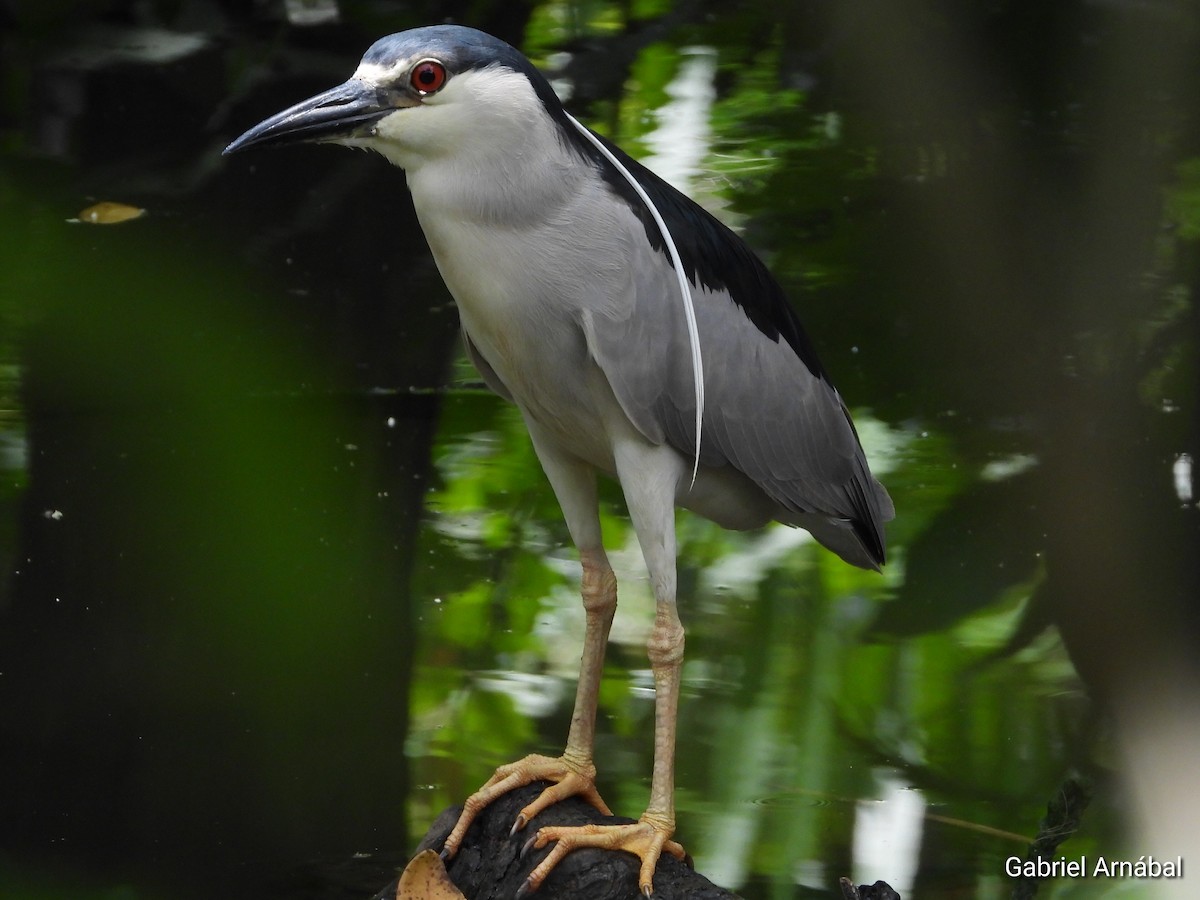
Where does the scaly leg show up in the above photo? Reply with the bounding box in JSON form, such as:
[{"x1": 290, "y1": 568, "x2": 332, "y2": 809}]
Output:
[
  {"x1": 442, "y1": 439, "x2": 619, "y2": 858},
  {"x1": 519, "y1": 441, "x2": 689, "y2": 897},
  {"x1": 441, "y1": 548, "x2": 617, "y2": 857},
  {"x1": 520, "y1": 603, "x2": 686, "y2": 897}
]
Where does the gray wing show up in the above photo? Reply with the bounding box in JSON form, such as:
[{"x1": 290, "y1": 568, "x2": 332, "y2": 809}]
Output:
[
  {"x1": 580, "y1": 228, "x2": 893, "y2": 567},
  {"x1": 462, "y1": 330, "x2": 514, "y2": 401}
]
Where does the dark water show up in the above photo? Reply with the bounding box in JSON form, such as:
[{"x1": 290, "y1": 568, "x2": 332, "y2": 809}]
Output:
[{"x1": 2, "y1": 2, "x2": 1197, "y2": 899}]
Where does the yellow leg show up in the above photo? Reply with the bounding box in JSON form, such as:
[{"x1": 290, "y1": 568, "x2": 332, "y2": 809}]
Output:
[
  {"x1": 519, "y1": 602, "x2": 687, "y2": 897},
  {"x1": 444, "y1": 436, "x2": 690, "y2": 897},
  {"x1": 441, "y1": 550, "x2": 617, "y2": 858}
]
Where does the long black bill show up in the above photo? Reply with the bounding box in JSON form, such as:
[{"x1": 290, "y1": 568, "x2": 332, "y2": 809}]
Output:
[{"x1": 223, "y1": 79, "x2": 401, "y2": 155}]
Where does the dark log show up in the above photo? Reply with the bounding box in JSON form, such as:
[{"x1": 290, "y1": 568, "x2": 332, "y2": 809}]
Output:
[
  {"x1": 838, "y1": 877, "x2": 902, "y2": 900},
  {"x1": 369, "y1": 782, "x2": 903, "y2": 900},
  {"x1": 392, "y1": 782, "x2": 740, "y2": 899}
]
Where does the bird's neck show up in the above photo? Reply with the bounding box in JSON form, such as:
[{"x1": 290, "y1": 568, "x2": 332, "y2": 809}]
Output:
[{"x1": 402, "y1": 136, "x2": 585, "y2": 228}]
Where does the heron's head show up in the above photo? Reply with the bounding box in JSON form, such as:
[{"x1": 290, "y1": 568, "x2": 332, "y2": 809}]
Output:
[{"x1": 223, "y1": 25, "x2": 567, "y2": 172}]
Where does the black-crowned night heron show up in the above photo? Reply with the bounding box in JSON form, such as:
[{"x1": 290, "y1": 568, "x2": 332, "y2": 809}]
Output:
[{"x1": 225, "y1": 24, "x2": 892, "y2": 897}]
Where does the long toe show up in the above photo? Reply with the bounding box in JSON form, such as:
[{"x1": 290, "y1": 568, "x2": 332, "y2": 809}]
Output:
[
  {"x1": 441, "y1": 753, "x2": 613, "y2": 859},
  {"x1": 521, "y1": 820, "x2": 686, "y2": 897}
]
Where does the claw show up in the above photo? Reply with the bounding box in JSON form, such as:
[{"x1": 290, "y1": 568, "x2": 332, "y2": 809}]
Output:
[
  {"x1": 442, "y1": 753, "x2": 612, "y2": 874},
  {"x1": 510, "y1": 812, "x2": 527, "y2": 837},
  {"x1": 515, "y1": 877, "x2": 534, "y2": 899},
  {"x1": 520, "y1": 834, "x2": 539, "y2": 860},
  {"x1": 642, "y1": 886, "x2": 654, "y2": 899}
]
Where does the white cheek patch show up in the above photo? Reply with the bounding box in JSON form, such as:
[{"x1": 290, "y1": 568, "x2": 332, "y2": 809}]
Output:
[{"x1": 369, "y1": 109, "x2": 408, "y2": 140}]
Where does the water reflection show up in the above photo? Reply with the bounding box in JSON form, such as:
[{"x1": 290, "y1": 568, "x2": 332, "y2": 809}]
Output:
[
  {"x1": 642, "y1": 48, "x2": 719, "y2": 193},
  {"x1": 852, "y1": 774, "x2": 925, "y2": 895}
]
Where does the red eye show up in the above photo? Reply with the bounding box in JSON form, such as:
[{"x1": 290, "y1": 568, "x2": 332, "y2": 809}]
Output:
[{"x1": 410, "y1": 59, "x2": 447, "y2": 95}]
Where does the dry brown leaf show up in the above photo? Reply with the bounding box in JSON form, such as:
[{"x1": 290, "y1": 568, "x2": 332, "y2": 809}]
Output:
[{"x1": 395, "y1": 849, "x2": 466, "y2": 900}]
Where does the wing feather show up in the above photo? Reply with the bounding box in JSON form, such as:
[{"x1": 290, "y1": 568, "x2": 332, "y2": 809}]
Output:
[{"x1": 582, "y1": 206, "x2": 893, "y2": 567}]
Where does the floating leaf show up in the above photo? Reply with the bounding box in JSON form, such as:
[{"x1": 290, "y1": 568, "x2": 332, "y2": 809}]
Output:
[
  {"x1": 396, "y1": 849, "x2": 466, "y2": 900},
  {"x1": 72, "y1": 201, "x2": 146, "y2": 225}
]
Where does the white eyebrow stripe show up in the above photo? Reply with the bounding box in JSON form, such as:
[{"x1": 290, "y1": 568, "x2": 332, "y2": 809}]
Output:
[{"x1": 354, "y1": 59, "x2": 408, "y2": 82}]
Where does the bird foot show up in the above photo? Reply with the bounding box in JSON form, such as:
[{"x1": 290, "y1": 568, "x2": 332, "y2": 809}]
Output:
[
  {"x1": 517, "y1": 818, "x2": 686, "y2": 898},
  {"x1": 440, "y1": 753, "x2": 613, "y2": 860}
]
